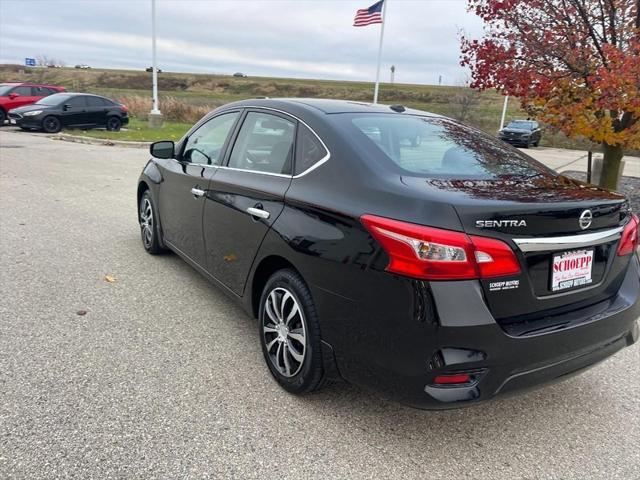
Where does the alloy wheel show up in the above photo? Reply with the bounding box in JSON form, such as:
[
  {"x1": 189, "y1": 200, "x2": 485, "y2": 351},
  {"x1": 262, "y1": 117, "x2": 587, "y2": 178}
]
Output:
[
  {"x1": 262, "y1": 287, "x2": 307, "y2": 377},
  {"x1": 108, "y1": 117, "x2": 121, "y2": 131},
  {"x1": 43, "y1": 117, "x2": 60, "y2": 133},
  {"x1": 139, "y1": 198, "x2": 154, "y2": 248}
]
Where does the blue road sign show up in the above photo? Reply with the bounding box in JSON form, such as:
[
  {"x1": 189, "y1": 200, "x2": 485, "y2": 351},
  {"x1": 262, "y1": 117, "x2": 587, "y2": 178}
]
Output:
[{"x1": 25, "y1": 58, "x2": 36, "y2": 67}]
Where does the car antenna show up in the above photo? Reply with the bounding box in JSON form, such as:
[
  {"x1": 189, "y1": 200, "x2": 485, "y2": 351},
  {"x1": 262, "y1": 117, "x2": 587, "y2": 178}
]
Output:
[{"x1": 389, "y1": 104, "x2": 405, "y2": 113}]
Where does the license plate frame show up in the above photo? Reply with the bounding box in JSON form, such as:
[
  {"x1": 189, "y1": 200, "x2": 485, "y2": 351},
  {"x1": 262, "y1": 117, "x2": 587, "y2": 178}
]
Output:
[
  {"x1": 550, "y1": 248, "x2": 594, "y2": 292},
  {"x1": 9, "y1": 119, "x2": 16, "y2": 125}
]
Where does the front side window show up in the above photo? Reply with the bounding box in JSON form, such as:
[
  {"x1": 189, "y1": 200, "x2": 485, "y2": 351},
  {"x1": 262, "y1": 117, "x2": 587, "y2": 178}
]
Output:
[
  {"x1": 12, "y1": 86, "x2": 32, "y2": 96},
  {"x1": 295, "y1": 124, "x2": 328, "y2": 175},
  {"x1": 349, "y1": 115, "x2": 551, "y2": 180},
  {"x1": 66, "y1": 96, "x2": 87, "y2": 107},
  {"x1": 228, "y1": 112, "x2": 296, "y2": 175},
  {"x1": 182, "y1": 112, "x2": 239, "y2": 165}
]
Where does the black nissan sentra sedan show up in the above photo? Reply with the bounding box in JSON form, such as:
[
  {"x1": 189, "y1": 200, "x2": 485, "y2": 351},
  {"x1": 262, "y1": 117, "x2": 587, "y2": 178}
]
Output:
[{"x1": 137, "y1": 98, "x2": 639, "y2": 409}]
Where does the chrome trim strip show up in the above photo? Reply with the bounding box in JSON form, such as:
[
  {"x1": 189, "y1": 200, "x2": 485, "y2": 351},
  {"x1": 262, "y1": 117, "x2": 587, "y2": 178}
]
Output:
[{"x1": 513, "y1": 227, "x2": 623, "y2": 252}]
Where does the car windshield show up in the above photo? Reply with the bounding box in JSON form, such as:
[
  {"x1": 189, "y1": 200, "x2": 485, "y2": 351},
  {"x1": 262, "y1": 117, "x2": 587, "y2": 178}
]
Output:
[
  {"x1": 0, "y1": 85, "x2": 16, "y2": 96},
  {"x1": 506, "y1": 120, "x2": 534, "y2": 130},
  {"x1": 36, "y1": 94, "x2": 71, "y2": 106},
  {"x1": 348, "y1": 115, "x2": 551, "y2": 180}
]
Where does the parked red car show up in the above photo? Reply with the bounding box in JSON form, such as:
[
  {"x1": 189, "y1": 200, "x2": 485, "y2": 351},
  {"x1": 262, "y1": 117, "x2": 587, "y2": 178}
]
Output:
[{"x1": 0, "y1": 83, "x2": 66, "y2": 125}]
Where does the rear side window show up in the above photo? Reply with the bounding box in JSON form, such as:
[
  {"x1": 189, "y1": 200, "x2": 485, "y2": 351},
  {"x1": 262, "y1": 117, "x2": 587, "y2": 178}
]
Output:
[
  {"x1": 350, "y1": 115, "x2": 550, "y2": 180},
  {"x1": 33, "y1": 86, "x2": 52, "y2": 97},
  {"x1": 228, "y1": 112, "x2": 296, "y2": 175},
  {"x1": 295, "y1": 124, "x2": 328, "y2": 175},
  {"x1": 86, "y1": 96, "x2": 107, "y2": 107}
]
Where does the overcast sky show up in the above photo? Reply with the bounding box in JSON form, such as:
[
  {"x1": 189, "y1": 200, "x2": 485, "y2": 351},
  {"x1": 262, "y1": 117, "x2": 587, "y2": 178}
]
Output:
[{"x1": 0, "y1": 0, "x2": 483, "y2": 85}]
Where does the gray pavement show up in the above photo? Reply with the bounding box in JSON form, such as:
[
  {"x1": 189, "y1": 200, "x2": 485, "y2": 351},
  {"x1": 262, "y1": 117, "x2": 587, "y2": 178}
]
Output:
[{"x1": 1, "y1": 129, "x2": 638, "y2": 480}]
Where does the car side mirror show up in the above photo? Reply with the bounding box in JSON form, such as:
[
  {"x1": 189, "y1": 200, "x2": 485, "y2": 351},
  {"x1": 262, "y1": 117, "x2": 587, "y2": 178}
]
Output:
[
  {"x1": 150, "y1": 140, "x2": 174, "y2": 159},
  {"x1": 8, "y1": 93, "x2": 18, "y2": 99}
]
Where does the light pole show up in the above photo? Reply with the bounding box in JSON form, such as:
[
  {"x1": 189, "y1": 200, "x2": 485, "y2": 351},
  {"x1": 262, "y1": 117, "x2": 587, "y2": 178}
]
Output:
[
  {"x1": 499, "y1": 95, "x2": 509, "y2": 131},
  {"x1": 148, "y1": 0, "x2": 163, "y2": 128}
]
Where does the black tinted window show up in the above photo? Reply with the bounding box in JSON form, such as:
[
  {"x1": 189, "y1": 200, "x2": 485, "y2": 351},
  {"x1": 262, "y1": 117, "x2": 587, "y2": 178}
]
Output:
[
  {"x1": 349, "y1": 115, "x2": 551, "y2": 180},
  {"x1": 66, "y1": 96, "x2": 87, "y2": 107},
  {"x1": 183, "y1": 112, "x2": 239, "y2": 165},
  {"x1": 86, "y1": 96, "x2": 106, "y2": 107},
  {"x1": 228, "y1": 112, "x2": 295, "y2": 175},
  {"x1": 295, "y1": 124, "x2": 328, "y2": 175}
]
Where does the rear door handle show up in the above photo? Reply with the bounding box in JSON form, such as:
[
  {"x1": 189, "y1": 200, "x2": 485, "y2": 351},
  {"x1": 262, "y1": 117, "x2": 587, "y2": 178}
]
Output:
[
  {"x1": 247, "y1": 207, "x2": 270, "y2": 219},
  {"x1": 190, "y1": 187, "x2": 205, "y2": 197}
]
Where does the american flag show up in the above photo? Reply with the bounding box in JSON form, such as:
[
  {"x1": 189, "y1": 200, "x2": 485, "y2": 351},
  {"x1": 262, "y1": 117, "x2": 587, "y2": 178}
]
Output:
[{"x1": 353, "y1": 0, "x2": 384, "y2": 27}]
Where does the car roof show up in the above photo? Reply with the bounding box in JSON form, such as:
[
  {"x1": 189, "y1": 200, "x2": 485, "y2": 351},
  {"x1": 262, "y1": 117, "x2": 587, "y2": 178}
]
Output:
[
  {"x1": 1, "y1": 82, "x2": 63, "y2": 88},
  {"x1": 221, "y1": 98, "x2": 440, "y2": 117}
]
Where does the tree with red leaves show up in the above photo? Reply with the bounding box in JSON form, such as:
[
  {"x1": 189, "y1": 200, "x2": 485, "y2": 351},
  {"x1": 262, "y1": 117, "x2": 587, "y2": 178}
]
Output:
[{"x1": 461, "y1": 0, "x2": 639, "y2": 189}]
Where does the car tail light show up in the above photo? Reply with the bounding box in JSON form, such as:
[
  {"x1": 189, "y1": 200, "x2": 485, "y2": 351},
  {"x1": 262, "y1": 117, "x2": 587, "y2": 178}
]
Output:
[
  {"x1": 617, "y1": 214, "x2": 639, "y2": 256},
  {"x1": 361, "y1": 214, "x2": 521, "y2": 280},
  {"x1": 119, "y1": 104, "x2": 128, "y2": 113},
  {"x1": 433, "y1": 373, "x2": 471, "y2": 385}
]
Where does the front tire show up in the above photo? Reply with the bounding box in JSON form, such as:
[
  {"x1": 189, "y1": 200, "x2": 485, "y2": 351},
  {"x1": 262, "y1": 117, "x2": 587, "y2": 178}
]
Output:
[
  {"x1": 259, "y1": 269, "x2": 325, "y2": 394},
  {"x1": 0, "y1": 109, "x2": 6, "y2": 126},
  {"x1": 139, "y1": 191, "x2": 162, "y2": 254},
  {"x1": 106, "y1": 116, "x2": 122, "y2": 132},
  {"x1": 42, "y1": 116, "x2": 61, "y2": 133}
]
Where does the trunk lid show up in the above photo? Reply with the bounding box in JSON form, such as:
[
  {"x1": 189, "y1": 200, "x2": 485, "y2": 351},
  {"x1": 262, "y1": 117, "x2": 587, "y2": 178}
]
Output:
[{"x1": 401, "y1": 175, "x2": 632, "y2": 328}]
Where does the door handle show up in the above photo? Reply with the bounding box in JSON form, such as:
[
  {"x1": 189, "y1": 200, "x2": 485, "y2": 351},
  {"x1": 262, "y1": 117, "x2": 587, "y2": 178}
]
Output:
[
  {"x1": 247, "y1": 207, "x2": 270, "y2": 219},
  {"x1": 190, "y1": 187, "x2": 205, "y2": 197}
]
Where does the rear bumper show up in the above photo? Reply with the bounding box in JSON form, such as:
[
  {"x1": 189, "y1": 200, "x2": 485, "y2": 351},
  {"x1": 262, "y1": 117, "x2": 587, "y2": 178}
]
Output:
[{"x1": 319, "y1": 254, "x2": 640, "y2": 409}]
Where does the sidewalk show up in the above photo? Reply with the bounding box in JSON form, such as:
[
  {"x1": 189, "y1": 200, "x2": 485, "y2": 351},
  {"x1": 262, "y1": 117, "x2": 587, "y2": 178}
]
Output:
[{"x1": 525, "y1": 147, "x2": 640, "y2": 178}]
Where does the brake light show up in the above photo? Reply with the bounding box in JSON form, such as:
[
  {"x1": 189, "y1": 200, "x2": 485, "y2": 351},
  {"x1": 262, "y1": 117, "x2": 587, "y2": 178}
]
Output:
[
  {"x1": 617, "y1": 214, "x2": 639, "y2": 256},
  {"x1": 119, "y1": 104, "x2": 128, "y2": 113},
  {"x1": 361, "y1": 214, "x2": 521, "y2": 280},
  {"x1": 433, "y1": 373, "x2": 471, "y2": 385}
]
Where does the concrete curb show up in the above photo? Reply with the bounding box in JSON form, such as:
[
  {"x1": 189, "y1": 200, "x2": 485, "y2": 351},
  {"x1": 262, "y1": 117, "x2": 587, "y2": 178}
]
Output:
[{"x1": 51, "y1": 133, "x2": 150, "y2": 149}]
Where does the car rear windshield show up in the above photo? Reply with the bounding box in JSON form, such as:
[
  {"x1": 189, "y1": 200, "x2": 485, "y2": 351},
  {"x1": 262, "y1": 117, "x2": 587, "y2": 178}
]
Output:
[
  {"x1": 36, "y1": 94, "x2": 71, "y2": 106},
  {"x1": 348, "y1": 115, "x2": 551, "y2": 180}
]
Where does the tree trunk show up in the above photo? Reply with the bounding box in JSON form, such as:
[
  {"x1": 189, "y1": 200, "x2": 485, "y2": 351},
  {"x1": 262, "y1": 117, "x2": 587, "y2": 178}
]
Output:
[{"x1": 599, "y1": 143, "x2": 624, "y2": 190}]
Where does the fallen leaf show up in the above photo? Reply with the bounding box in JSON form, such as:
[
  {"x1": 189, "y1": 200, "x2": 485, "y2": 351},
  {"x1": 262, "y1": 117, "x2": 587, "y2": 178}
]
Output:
[{"x1": 104, "y1": 275, "x2": 117, "y2": 283}]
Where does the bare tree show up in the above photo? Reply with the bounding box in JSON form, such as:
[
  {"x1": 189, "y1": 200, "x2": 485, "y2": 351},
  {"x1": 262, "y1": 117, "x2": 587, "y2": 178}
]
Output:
[{"x1": 451, "y1": 77, "x2": 481, "y2": 123}]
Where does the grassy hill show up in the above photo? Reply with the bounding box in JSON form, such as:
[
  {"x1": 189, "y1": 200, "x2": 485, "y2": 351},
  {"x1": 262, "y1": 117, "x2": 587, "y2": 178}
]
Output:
[{"x1": 0, "y1": 64, "x2": 592, "y2": 149}]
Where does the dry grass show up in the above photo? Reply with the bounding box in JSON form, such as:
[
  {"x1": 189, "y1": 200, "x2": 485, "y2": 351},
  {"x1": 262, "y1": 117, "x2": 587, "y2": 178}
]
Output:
[{"x1": 115, "y1": 95, "x2": 222, "y2": 123}]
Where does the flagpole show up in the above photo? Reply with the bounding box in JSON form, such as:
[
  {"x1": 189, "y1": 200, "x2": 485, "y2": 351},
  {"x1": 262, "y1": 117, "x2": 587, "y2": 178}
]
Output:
[{"x1": 372, "y1": 0, "x2": 388, "y2": 104}]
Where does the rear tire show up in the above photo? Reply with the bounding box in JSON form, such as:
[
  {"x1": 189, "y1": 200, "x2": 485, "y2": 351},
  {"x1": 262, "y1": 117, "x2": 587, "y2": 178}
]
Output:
[
  {"x1": 42, "y1": 116, "x2": 61, "y2": 133},
  {"x1": 106, "y1": 116, "x2": 122, "y2": 132},
  {"x1": 259, "y1": 269, "x2": 325, "y2": 394},
  {"x1": 139, "y1": 191, "x2": 162, "y2": 254}
]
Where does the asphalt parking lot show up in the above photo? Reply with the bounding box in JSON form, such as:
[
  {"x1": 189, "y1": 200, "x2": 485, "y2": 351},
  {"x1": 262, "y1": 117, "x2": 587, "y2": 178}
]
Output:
[{"x1": 1, "y1": 129, "x2": 638, "y2": 479}]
